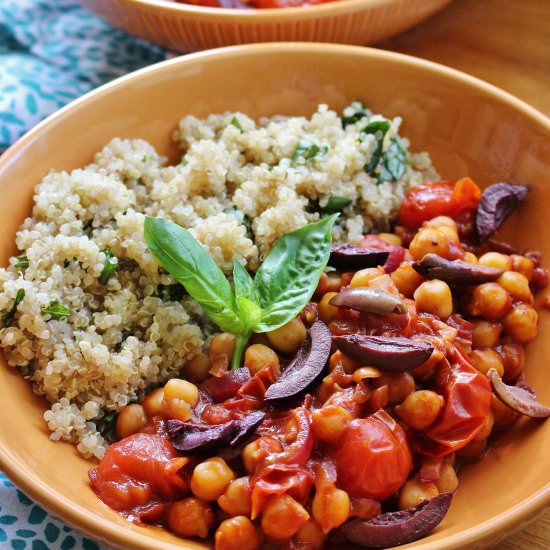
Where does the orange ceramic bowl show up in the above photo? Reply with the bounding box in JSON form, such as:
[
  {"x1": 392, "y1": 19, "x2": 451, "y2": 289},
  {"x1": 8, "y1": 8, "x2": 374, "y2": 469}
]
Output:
[
  {"x1": 0, "y1": 44, "x2": 549, "y2": 550},
  {"x1": 81, "y1": 0, "x2": 452, "y2": 52}
]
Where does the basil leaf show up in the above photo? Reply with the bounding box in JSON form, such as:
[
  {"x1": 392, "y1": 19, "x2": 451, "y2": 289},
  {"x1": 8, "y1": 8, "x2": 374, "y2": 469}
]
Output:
[
  {"x1": 98, "y1": 248, "x2": 118, "y2": 285},
  {"x1": 41, "y1": 300, "x2": 72, "y2": 320},
  {"x1": 15, "y1": 255, "x2": 29, "y2": 269},
  {"x1": 144, "y1": 217, "x2": 245, "y2": 334},
  {"x1": 236, "y1": 296, "x2": 262, "y2": 329},
  {"x1": 362, "y1": 120, "x2": 391, "y2": 174},
  {"x1": 253, "y1": 215, "x2": 338, "y2": 332},
  {"x1": 378, "y1": 138, "x2": 407, "y2": 183},
  {"x1": 230, "y1": 116, "x2": 244, "y2": 133},
  {"x1": 292, "y1": 140, "x2": 328, "y2": 163},
  {"x1": 320, "y1": 195, "x2": 352, "y2": 214},
  {"x1": 1, "y1": 289, "x2": 25, "y2": 327},
  {"x1": 342, "y1": 101, "x2": 369, "y2": 128},
  {"x1": 233, "y1": 260, "x2": 257, "y2": 303}
]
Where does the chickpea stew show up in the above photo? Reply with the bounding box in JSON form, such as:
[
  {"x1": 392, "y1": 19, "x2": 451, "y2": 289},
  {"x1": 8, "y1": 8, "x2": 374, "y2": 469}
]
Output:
[{"x1": 89, "y1": 179, "x2": 550, "y2": 548}]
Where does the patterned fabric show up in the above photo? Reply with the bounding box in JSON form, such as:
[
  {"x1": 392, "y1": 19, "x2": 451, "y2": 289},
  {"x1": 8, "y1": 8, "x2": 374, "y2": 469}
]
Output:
[
  {"x1": 0, "y1": 0, "x2": 169, "y2": 150},
  {"x1": 0, "y1": 1, "x2": 169, "y2": 545},
  {"x1": 0, "y1": 472, "x2": 108, "y2": 549}
]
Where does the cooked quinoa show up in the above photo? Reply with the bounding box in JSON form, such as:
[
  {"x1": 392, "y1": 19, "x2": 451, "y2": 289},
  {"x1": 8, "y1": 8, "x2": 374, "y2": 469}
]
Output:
[{"x1": 0, "y1": 103, "x2": 437, "y2": 458}]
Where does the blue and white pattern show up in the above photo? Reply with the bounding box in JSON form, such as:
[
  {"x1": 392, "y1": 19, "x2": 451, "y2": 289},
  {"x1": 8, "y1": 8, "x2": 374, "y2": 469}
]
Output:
[
  {"x1": 0, "y1": 0, "x2": 169, "y2": 150},
  {"x1": 0, "y1": 472, "x2": 109, "y2": 549},
  {"x1": 0, "y1": 1, "x2": 169, "y2": 545}
]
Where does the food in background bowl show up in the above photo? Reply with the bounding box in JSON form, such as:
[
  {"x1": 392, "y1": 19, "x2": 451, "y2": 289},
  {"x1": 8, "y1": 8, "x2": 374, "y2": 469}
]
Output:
[{"x1": 176, "y1": 0, "x2": 336, "y2": 8}]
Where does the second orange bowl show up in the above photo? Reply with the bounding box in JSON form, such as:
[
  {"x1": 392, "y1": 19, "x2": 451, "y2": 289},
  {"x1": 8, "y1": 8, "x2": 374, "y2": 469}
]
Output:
[{"x1": 81, "y1": 0, "x2": 452, "y2": 52}]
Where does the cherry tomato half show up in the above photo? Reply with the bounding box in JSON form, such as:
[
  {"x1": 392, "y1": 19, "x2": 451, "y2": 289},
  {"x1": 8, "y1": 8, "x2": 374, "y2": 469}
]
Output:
[
  {"x1": 399, "y1": 178, "x2": 481, "y2": 230},
  {"x1": 332, "y1": 410, "x2": 412, "y2": 500}
]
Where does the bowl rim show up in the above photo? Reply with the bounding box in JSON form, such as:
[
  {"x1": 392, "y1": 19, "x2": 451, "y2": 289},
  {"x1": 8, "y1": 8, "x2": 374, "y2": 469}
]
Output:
[
  {"x1": 106, "y1": 0, "x2": 447, "y2": 21},
  {"x1": 0, "y1": 42, "x2": 549, "y2": 550}
]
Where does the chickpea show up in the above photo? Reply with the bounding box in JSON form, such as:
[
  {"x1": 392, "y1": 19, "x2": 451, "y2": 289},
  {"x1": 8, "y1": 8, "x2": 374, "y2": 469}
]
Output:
[
  {"x1": 491, "y1": 394, "x2": 519, "y2": 429},
  {"x1": 502, "y1": 303, "x2": 538, "y2": 343},
  {"x1": 436, "y1": 463, "x2": 459, "y2": 493},
  {"x1": 472, "y1": 320, "x2": 502, "y2": 348},
  {"x1": 210, "y1": 333, "x2": 237, "y2": 364},
  {"x1": 457, "y1": 438, "x2": 487, "y2": 460},
  {"x1": 267, "y1": 317, "x2": 307, "y2": 353},
  {"x1": 215, "y1": 516, "x2": 261, "y2": 550},
  {"x1": 511, "y1": 254, "x2": 535, "y2": 281},
  {"x1": 350, "y1": 267, "x2": 384, "y2": 288},
  {"x1": 478, "y1": 252, "x2": 511, "y2": 271},
  {"x1": 398, "y1": 480, "x2": 438, "y2": 510},
  {"x1": 312, "y1": 487, "x2": 350, "y2": 533},
  {"x1": 116, "y1": 404, "x2": 147, "y2": 439},
  {"x1": 185, "y1": 353, "x2": 211, "y2": 383},
  {"x1": 372, "y1": 372, "x2": 415, "y2": 405},
  {"x1": 414, "y1": 279, "x2": 453, "y2": 318},
  {"x1": 377, "y1": 232, "x2": 402, "y2": 246},
  {"x1": 141, "y1": 387, "x2": 164, "y2": 417},
  {"x1": 261, "y1": 494, "x2": 310, "y2": 541},
  {"x1": 164, "y1": 378, "x2": 199, "y2": 406},
  {"x1": 463, "y1": 252, "x2": 478, "y2": 264},
  {"x1": 425, "y1": 216, "x2": 458, "y2": 233},
  {"x1": 218, "y1": 477, "x2": 252, "y2": 517},
  {"x1": 325, "y1": 272, "x2": 343, "y2": 293},
  {"x1": 191, "y1": 457, "x2": 235, "y2": 501},
  {"x1": 367, "y1": 273, "x2": 399, "y2": 293},
  {"x1": 244, "y1": 344, "x2": 280, "y2": 376},
  {"x1": 294, "y1": 520, "x2": 326, "y2": 549},
  {"x1": 318, "y1": 292, "x2": 340, "y2": 323},
  {"x1": 328, "y1": 350, "x2": 360, "y2": 374},
  {"x1": 409, "y1": 227, "x2": 452, "y2": 260},
  {"x1": 312, "y1": 405, "x2": 352, "y2": 443},
  {"x1": 473, "y1": 410, "x2": 495, "y2": 441},
  {"x1": 498, "y1": 271, "x2": 533, "y2": 303},
  {"x1": 167, "y1": 498, "x2": 215, "y2": 538},
  {"x1": 499, "y1": 341, "x2": 525, "y2": 381},
  {"x1": 396, "y1": 390, "x2": 444, "y2": 430},
  {"x1": 162, "y1": 378, "x2": 199, "y2": 422},
  {"x1": 391, "y1": 263, "x2": 424, "y2": 298},
  {"x1": 468, "y1": 283, "x2": 511, "y2": 319},
  {"x1": 162, "y1": 398, "x2": 191, "y2": 421},
  {"x1": 470, "y1": 349, "x2": 504, "y2": 377},
  {"x1": 242, "y1": 437, "x2": 282, "y2": 474}
]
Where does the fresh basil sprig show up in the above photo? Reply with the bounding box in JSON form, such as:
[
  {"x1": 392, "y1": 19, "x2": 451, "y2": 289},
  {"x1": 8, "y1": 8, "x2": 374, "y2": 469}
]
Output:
[{"x1": 144, "y1": 215, "x2": 337, "y2": 369}]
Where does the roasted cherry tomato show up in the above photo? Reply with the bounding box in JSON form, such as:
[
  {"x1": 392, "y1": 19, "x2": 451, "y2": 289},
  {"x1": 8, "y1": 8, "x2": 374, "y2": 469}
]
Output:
[
  {"x1": 332, "y1": 410, "x2": 412, "y2": 500},
  {"x1": 418, "y1": 347, "x2": 492, "y2": 457},
  {"x1": 89, "y1": 433, "x2": 188, "y2": 514},
  {"x1": 399, "y1": 178, "x2": 481, "y2": 230}
]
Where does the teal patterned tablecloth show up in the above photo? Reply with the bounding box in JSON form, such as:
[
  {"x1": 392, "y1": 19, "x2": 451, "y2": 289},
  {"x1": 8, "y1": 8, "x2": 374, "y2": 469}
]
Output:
[{"x1": 0, "y1": 1, "x2": 169, "y2": 547}]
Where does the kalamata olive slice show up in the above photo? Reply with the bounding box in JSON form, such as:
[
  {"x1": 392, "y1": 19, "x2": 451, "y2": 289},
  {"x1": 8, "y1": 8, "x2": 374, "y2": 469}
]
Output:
[
  {"x1": 476, "y1": 183, "x2": 529, "y2": 243},
  {"x1": 167, "y1": 411, "x2": 266, "y2": 453},
  {"x1": 488, "y1": 369, "x2": 550, "y2": 418},
  {"x1": 413, "y1": 253, "x2": 503, "y2": 285},
  {"x1": 229, "y1": 411, "x2": 266, "y2": 446},
  {"x1": 201, "y1": 367, "x2": 250, "y2": 403},
  {"x1": 329, "y1": 243, "x2": 389, "y2": 270},
  {"x1": 330, "y1": 287, "x2": 407, "y2": 315},
  {"x1": 333, "y1": 334, "x2": 433, "y2": 371},
  {"x1": 341, "y1": 492, "x2": 453, "y2": 548},
  {"x1": 167, "y1": 420, "x2": 236, "y2": 453},
  {"x1": 264, "y1": 320, "x2": 332, "y2": 401}
]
